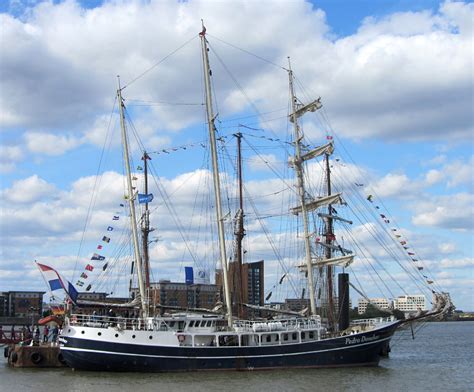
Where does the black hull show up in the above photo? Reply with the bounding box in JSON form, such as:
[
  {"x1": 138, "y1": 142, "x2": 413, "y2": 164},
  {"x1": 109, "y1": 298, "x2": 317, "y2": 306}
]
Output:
[{"x1": 60, "y1": 322, "x2": 399, "y2": 372}]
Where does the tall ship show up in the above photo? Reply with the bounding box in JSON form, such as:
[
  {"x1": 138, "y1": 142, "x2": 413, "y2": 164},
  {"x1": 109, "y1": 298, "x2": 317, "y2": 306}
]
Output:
[{"x1": 56, "y1": 25, "x2": 452, "y2": 372}]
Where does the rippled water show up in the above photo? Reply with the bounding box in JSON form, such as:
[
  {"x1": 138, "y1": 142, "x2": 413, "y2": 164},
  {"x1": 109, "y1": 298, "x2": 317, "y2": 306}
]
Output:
[{"x1": 1, "y1": 321, "x2": 472, "y2": 392}]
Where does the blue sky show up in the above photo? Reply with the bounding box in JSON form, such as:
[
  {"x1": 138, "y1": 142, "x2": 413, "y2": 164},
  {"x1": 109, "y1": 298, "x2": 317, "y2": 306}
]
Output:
[{"x1": 0, "y1": 0, "x2": 472, "y2": 311}]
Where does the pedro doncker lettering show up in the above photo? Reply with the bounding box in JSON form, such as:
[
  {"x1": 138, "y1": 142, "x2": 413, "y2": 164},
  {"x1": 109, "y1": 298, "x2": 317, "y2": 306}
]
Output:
[{"x1": 345, "y1": 334, "x2": 379, "y2": 345}]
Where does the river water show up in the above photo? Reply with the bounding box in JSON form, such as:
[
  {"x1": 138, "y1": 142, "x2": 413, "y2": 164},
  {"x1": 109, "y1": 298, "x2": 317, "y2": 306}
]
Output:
[{"x1": 1, "y1": 321, "x2": 472, "y2": 392}]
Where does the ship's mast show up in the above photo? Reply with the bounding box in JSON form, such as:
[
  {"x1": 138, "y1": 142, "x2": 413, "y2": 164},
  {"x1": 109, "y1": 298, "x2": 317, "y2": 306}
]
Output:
[
  {"x1": 324, "y1": 153, "x2": 336, "y2": 330},
  {"x1": 287, "y1": 60, "x2": 317, "y2": 316},
  {"x1": 117, "y1": 80, "x2": 148, "y2": 318},
  {"x1": 234, "y1": 132, "x2": 245, "y2": 319},
  {"x1": 199, "y1": 24, "x2": 233, "y2": 327},
  {"x1": 141, "y1": 152, "x2": 152, "y2": 303}
]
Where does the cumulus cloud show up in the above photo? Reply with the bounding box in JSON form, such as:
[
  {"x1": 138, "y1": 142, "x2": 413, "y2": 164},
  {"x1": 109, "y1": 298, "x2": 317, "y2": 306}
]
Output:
[
  {"x1": 412, "y1": 192, "x2": 473, "y2": 230},
  {"x1": 1, "y1": 174, "x2": 56, "y2": 203},
  {"x1": 24, "y1": 131, "x2": 83, "y2": 155},
  {"x1": 439, "y1": 257, "x2": 473, "y2": 269},
  {"x1": 0, "y1": 144, "x2": 23, "y2": 173},
  {"x1": 0, "y1": 0, "x2": 471, "y2": 145}
]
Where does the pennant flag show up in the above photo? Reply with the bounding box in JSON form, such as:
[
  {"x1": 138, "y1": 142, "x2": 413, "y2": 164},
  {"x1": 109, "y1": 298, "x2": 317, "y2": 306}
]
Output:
[
  {"x1": 367, "y1": 195, "x2": 373, "y2": 202},
  {"x1": 355, "y1": 183, "x2": 364, "y2": 187},
  {"x1": 137, "y1": 165, "x2": 143, "y2": 170},
  {"x1": 91, "y1": 253, "x2": 105, "y2": 261},
  {"x1": 266, "y1": 291, "x2": 273, "y2": 301},
  {"x1": 97, "y1": 245, "x2": 103, "y2": 250},
  {"x1": 375, "y1": 206, "x2": 380, "y2": 209},
  {"x1": 412, "y1": 259, "x2": 419, "y2": 262},
  {"x1": 326, "y1": 135, "x2": 333, "y2": 140},
  {"x1": 85, "y1": 264, "x2": 94, "y2": 272},
  {"x1": 76, "y1": 281, "x2": 84, "y2": 287},
  {"x1": 102, "y1": 236, "x2": 111, "y2": 243},
  {"x1": 384, "y1": 219, "x2": 390, "y2": 223},
  {"x1": 400, "y1": 241, "x2": 407, "y2": 245},
  {"x1": 427, "y1": 280, "x2": 434, "y2": 284},
  {"x1": 395, "y1": 235, "x2": 402, "y2": 238},
  {"x1": 403, "y1": 246, "x2": 409, "y2": 250},
  {"x1": 86, "y1": 284, "x2": 92, "y2": 291},
  {"x1": 408, "y1": 252, "x2": 415, "y2": 256},
  {"x1": 120, "y1": 203, "x2": 124, "y2": 207},
  {"x1": 102, "y1": 263, "x2": 108, "y2": 271},
  {"x1": 185, "y1": 266, "x2": 194, "y2": 285},
  {"x1": 417, "y1": 267, "x2": 424, "y2": 270},
  {"x1": 80, "y1": 272, "x2": 88, "y2": 279},
  {"x1": 113, "y1": 216, "x2": 119, "y2": 220},
  {"x1": 138, "y1": 193, "x2": 154, "y2": 204},
  {"x1": 107, "y1": 226, "x2": 114, "y2": 231},
  {"x1": 392, "y1": 228, "x2": 397, "y2": 231},
  {"x1": 380, "y1": 214, "x2": 386, "y2": 219}
]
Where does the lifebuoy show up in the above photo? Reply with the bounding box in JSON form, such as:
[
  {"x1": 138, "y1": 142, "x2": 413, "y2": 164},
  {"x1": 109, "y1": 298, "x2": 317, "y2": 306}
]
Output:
[
  {"x1": 177, "y1": 335, "x2": 185, "y2": 343},
  {"x1": 30, "y1": 352, "x2": 43, "y2": 364},
  {"x1": 57, "y1": 352, "x2": 66, "y2": 364},
  {"x1": 10, "y1": 352, "x2": 18, "y2": 363}
]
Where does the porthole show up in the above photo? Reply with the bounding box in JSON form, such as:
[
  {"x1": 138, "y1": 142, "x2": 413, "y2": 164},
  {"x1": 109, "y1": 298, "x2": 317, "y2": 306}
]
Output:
[
  {"x1": 98, "y1": 332, "x2": 102, "y2": 336},
  {"x1": 115, "y1": 334, "x2": 119, "y2": 338},
  {"x1": 132, "y1": 335, "x2": 136, "y2": 339},
  {"x1": 81, "y1": 331, "x2": 85, "y2": 334},
  {"x1": 149, "y1": 336, "x2": 153, "y2": 340}
]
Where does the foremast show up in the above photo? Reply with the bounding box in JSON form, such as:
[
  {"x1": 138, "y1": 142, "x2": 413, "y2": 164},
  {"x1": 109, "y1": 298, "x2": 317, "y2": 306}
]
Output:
[
  {"x1": 117, "y1": 80, "x2": 148, "y2": 318},
  {"x1": 199, "y1": 25, "x2": 233, "y2": 328}
]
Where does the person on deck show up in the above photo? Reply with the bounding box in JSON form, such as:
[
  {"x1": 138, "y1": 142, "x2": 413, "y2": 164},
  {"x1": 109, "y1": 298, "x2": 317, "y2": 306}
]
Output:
[
  {"x1": 43, "y1": 325, "x2": 49, "y2": 343},
  {"x1": 52, "y1": 326, "x2": 59, "y2": 343}
]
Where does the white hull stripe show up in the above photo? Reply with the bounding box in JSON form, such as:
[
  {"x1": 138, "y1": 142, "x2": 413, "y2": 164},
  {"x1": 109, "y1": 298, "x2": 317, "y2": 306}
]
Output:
[{"x1": 61, "y1": 336, "x2": 391, "y2": 360}]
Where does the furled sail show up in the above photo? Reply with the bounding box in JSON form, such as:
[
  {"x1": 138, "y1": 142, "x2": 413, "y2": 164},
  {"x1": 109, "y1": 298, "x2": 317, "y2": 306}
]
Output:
[
  {"x1": 298, "y1": 255, "x2": 354, "y2": 270},
  {"x1": 317, "y1": 241, "x2": 353, "y2": 254},
  {"x1": 317, "y1": 212, "x2": 353, "y2": 225},
  {"x1": 289, "y1": 98, "x2": 322, "y2": 123},
  {"x1": 301, "y1": 142, "x2": 334, "y2": 162},
  {"x1": 291, "y1": 193, "x2": 344, "y2": 215}
]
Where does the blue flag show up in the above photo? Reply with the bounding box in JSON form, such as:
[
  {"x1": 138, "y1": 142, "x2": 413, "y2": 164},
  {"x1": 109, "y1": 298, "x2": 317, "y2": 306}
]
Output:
[
  {"x1": 185, "y1": 266, "x2": 194, "y2": 284},
  {"x1": 67, "y1": 281, "x2": 78, "y2": 303},
  {"x1": 138, "y1": 193, "x2": 154, "y2": 204}
]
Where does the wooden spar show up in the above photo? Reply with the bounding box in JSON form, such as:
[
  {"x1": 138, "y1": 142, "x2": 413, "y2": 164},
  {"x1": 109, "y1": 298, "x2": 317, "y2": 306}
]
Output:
[
  {"x1": 117, "y1": 80, "x2": 147, "y2": 317},
  {"x1": 288, "y1": 59, "x2": 317, "y2": 316},
  {"x1": 199, "y1": 24, "x2": 233, "y2": 327}
]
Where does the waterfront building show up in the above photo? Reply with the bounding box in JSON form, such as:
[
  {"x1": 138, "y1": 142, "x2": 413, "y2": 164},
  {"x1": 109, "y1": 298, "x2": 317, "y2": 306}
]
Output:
[
  {"x1": 357, "y1": 298, "x2": 391, "y2": 315},
  {"x1": 0, "y1": 291, "x2": 45, "y2": 317},
  {"x1": 148, "y1": 280, "x2": 219, "y2": 310},
  {"x1": 392, "y1": 295, "x2": 427, "y2": 312}
]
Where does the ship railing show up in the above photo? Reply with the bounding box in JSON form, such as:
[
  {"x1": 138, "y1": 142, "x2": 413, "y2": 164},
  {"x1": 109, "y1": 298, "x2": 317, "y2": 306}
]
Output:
[
  {"x1": 233, "y1": 317, "x2": 321, "y2": 332},
  {"x1": 68, "y1": 314, "x2": 158, "y2": 331},
  {"x1": 350, "y1": 316, "x2": 396, "y2": 327}
]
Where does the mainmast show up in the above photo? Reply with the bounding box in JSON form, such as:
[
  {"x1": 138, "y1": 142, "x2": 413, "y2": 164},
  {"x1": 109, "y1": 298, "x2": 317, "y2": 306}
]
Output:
[
  {"x1": 287, "y1": 60, "x2": 317, "y2": 316},
  {"x1": 234, "y1": 132, "x2": 245, "y2": 319},
  {"x1": 199, "y1": 24, "x2": 233, "y2": 327},
  {"x1": 117, "y1": 80, "x2": 148, "y2": 318},
  {"x1": 324, "y1": 152, "x2": 336, "y2": 330},
  {"x1": 141, "y1": 152, "x2": 152, "y2": 298}
]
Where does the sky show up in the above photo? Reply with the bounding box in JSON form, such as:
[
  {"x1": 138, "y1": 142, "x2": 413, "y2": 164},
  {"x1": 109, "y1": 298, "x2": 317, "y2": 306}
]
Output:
[{"x1": 0, "y1": 0, "x2": 472, "y2": 311}]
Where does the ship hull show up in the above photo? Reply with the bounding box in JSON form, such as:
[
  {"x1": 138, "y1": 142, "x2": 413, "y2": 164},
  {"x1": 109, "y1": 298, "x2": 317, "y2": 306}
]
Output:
[{"x1": 60, "y1": 322, "x2": 399, "y2": 372}]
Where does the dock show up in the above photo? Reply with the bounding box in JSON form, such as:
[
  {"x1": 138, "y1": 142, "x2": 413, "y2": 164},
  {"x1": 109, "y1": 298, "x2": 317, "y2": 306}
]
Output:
[{"x1": 5, "y1": 344, "x2": 67, "y2": 368}]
